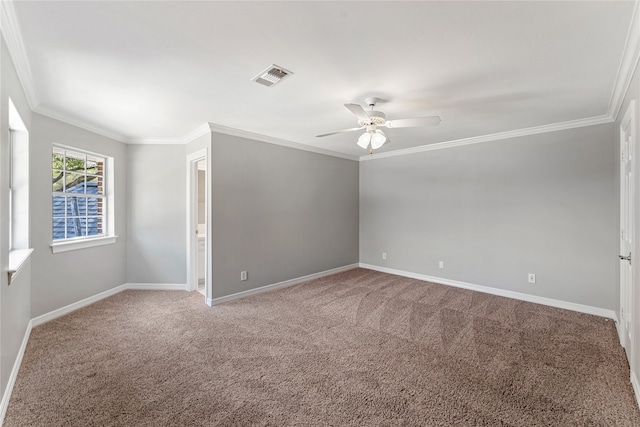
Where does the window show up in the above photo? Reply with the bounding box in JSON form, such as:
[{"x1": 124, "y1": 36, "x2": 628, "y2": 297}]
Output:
[
  {"x1": 8, "y1": 98, "x2": 32, "y2": 284},
  {"x1": 10, "y1": 129, "x2": 29, "y2": 249},
  {"x1": 51, "y1": 145, "x2": 116, "y2": 253}
]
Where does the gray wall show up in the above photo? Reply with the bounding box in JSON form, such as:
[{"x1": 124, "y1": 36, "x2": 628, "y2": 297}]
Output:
[
  {"x1": 209, "y1": 133, "x2": 359, "y2": 299},
  {"x1": 30, "y1": 113, "x2": 128, "y2": 317},
  {"x1": 0, "y1": 35, "x2": 32, "y2": 399},
  {"x1": 360, "y1": 123, "x2": 617, "y2": 309},
  {"x1": 126, "y1": 144, "x2": 186, "y2": 284},
  {"x1": 129, "y1": 133, "x2": 360, "y2": 298}
]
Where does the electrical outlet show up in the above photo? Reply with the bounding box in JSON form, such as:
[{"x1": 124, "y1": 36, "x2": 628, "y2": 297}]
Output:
[
  {"x1": 382, "y1": 252, "x2": 387, "y2": 260},
  {"x1": 241, "y1": 271, "x2": 247, "y2": 281},
  {"x1": 439, "y1": 261, "x2": 444, "y2": 269},
  {"x1": 528, "y1": 273, "x2": 536, "y2": 284}
]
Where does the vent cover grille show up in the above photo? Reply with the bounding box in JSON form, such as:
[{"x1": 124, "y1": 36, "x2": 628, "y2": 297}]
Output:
[{"x1": 252, "y1": 65, "x2": 293, "y2": 87}]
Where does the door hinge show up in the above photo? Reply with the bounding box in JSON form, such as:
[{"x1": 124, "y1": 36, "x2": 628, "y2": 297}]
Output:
[{"x1": 619, "y1": 252, "x2": 632, "y2": 264}]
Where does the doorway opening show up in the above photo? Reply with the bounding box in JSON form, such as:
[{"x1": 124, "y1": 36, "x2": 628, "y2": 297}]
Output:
[
  {"x1": 187, "y1": 149, "x2": 210, "y2": 303},
  {"x1": 196, "y1": 160, "x2": 207, "y2": 295}
]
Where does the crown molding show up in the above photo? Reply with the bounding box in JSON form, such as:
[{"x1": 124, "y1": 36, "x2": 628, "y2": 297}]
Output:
[
  {"x1": 608, "y1": 0, "x2": 640, "y2": 122},
  {"x1": 129, "y1": 122, "x2": 358, "y2": 160},
  {"x1": 127, "y1": 137, "x2": 184, "y2": 145},
  {"x1": 1, "y1": 0, "x2": 38, "y2": 109},
  {"x1": 129, "y1": 122, "x2": 211, "y2": 145},
  {"x1": 361, "y1": 1, "x2": 638, "y2": 162},
  {"x1": 34, "y1": 105, "x2": 128, "y2": 143},
  {"x1": 184, "y1": 122, "x2": 213, "y2": 144},
  {"x1": 2, "y1": 0, "x2": 636, "y2": 161},
  {"x1": 360, "y1": 115, "x2": 613, "y2": 161},
  {"x1": 206, "y1": 122, "x2": 360, "y2": 161}
]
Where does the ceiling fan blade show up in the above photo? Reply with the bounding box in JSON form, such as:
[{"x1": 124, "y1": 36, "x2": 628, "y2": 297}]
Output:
[
  {"x1": 344, "y1": 103, "x2": 370, "y2": 121},
  {"x1": 385, "y1": 116, "x2": 441, "y2": 128},
  {"x1": 316, "y1": 126, "x2": 364, "y2": 138}
]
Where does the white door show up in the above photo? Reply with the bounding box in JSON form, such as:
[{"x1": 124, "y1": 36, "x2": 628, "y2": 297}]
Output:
[{"x1": 620, "y1": 100, "x2": 636, "y2": 357}]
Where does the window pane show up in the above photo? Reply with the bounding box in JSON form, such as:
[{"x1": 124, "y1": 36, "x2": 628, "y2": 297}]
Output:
[
  {"x1": 66, "y1": 196, "x2": 82, "y2": 217},
  {"x1": 85, "y1": 175, "x2": 103, "y2": 195},
  {"x1": 85, "y1": 197, "x2": 99, "y2": 218},
  {"x1": 52, "y1": 195, "x2": 65, "y2": 217},
  {"x1": 65, "y1": 173, "x2": 85, "y2": 193},
  {"x1": 52, "y1": 148, "x2": 64, "y2": 170},
  {"x1": 85, "y1": 217, "x2": 102, "y2": 237},
  {"x1": 86, "y1": 155, "x2": 104, "y2": 176},
  {"x1": 52, "y1": 169, "x2": 64, "y2": 192},
  {"x1": 86, "y1": 158, "x2": 97, "y2": 174},
  {"x1": 52, "y1": 218, "x2": 66, "y2": 241},
  {"x1": 65, "y1": 151, "x2": 85, "y2": 172},
  {"x1": 76, "y1": 197, "x2": 88, "y2": 216},
  {"x1": 66, "y1": 218, "x2": 84, "y2": 238}
]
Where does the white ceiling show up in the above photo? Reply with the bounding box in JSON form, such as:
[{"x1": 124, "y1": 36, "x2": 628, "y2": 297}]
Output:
[{"x1": 5, "y1": 1, "x2": 639, "y2": 158}]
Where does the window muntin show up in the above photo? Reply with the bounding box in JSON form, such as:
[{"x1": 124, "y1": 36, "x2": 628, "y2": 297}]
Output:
[{"x1": 52, "y1": 146, "x2": 106, "y2": 241}]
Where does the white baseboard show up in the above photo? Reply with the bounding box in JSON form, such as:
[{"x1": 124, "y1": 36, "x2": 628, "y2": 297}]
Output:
[
  {"x1": 124, "y1": 283, "x2": 187, "y2": 291},
  {"x1": 613, "y1": 312, "x2": 626, "y2": 347},
  {"x1": 208, "y1": 263, "x2": 359, "y2": 306},
  {"x1": 3, "y1": 264, "x2": 623, "y2": 421},
  {"x1": 0, "y1": 320, "x2": 32, "y2": 425},
  {"x1": 1, "y1": 266, "x2": 357, "y2": 416},
  {"x1": 1, "y1": 282, "x2": 188, "y2": 422},
  {"x1": 360, "y1": 263, "x2": 617, "y2": 320},
  {"x1": 31, "y1": 283, "x2": 187, "y2": 327},
  {"x1": 31, "y1": 284, "x2": 129, "y2": 327},
  {"x1": 632, "y1": 371, "x2": 640, "y2": 409}
]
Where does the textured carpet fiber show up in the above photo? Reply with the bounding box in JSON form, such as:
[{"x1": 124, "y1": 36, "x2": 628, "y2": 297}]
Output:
[{"x1": 5, "y1": 268, "x2": 640, "y2": 426}]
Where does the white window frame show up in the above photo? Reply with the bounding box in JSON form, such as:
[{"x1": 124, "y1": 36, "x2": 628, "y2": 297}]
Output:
[{"x1": 50, "y1": 144, "x2": 117, "y2": 253}]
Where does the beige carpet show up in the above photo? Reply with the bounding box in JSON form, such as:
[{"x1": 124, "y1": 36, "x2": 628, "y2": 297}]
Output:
[{"x1": 5, "y1": 268, "x2": 640, "y2": 426}]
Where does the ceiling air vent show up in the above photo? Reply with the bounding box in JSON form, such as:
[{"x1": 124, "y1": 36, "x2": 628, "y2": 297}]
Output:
[{"x1": 251, "y1": 64, "x2": 293, "y2": 87}]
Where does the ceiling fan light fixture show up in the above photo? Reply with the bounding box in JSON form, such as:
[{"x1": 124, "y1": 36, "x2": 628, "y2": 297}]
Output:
[
  {"x1": 316, "y1": 99, "x2": 441, "y2": 154},
  {"x1": 357, "y1": 132, "x2": 371, "y2": 149},
  {"x1": 371, "y1": 130, "x2": 387, "y2": 149}
]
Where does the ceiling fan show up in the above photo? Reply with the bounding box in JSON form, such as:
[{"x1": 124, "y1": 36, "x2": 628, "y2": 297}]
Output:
[{"x1": 316, "y1": 97, "x2": 441, "y2": 154}]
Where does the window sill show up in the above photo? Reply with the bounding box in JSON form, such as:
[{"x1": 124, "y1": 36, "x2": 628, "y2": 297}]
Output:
[
  {"x1": 51, "y1": 235, "x2": 118, "y2": 254},
  {"x1": 8, "y1": 248, "x2": 34, "y2": 285}
]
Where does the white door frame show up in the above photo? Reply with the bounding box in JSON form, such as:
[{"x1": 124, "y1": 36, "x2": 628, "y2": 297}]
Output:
[{"x1": 186, "y1": 148, "x2": 211, "y2": 302}]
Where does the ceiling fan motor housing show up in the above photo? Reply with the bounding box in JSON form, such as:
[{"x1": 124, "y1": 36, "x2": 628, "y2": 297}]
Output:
[{"x1": 358, "y1": 111, "x2": 386, "y2": 126}]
